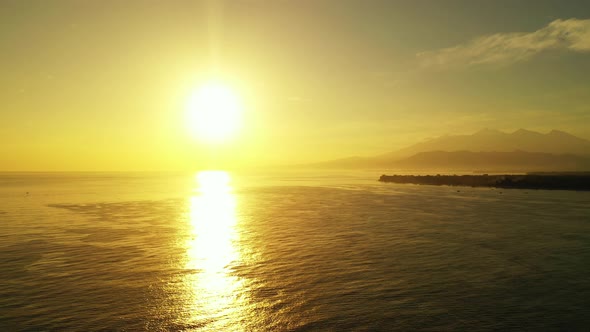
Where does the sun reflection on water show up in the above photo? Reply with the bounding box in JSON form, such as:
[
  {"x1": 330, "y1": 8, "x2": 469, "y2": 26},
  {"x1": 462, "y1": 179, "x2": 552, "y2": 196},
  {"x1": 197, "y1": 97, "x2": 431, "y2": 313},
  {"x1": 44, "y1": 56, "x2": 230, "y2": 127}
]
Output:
[{"x1": 184, "y1": 170, "x2": 245, "y2": 330}]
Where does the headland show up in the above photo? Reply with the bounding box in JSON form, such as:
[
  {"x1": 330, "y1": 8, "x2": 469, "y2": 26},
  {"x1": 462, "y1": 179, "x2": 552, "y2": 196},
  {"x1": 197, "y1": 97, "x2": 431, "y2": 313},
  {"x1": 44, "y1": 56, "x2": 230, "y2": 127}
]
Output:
[{"x1": 378, "y1": 173, "x2": 590, "y2": 191}]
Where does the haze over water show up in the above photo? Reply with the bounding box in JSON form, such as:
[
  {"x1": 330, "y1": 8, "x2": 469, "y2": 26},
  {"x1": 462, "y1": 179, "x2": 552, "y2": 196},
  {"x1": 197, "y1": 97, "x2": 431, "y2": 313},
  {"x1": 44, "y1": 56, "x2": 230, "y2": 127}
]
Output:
[{"x1": 1, "y1": 172, "x2": 589, "y2": 331}]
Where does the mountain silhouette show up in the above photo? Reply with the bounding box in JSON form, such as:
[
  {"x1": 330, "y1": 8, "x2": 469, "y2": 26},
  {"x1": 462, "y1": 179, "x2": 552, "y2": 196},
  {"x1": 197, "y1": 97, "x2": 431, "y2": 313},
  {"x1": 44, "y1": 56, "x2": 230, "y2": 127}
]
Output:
[
  {"x1": 309, "y1": 129, "x2": 590, "y2": 171},
  {"x1": 396, "y1": 151, "x2": 590, "y2": 172},
  {"x1": 385, "y1": 129, "x2": 590, "y2": 158}
]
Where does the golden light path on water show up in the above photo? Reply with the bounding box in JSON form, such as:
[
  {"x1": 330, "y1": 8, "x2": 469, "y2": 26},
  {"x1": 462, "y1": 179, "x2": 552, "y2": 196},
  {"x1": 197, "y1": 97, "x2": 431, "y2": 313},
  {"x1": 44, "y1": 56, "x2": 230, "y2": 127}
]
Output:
[{"x1": 183, "y1": 170, "x2": 247, "y2": 330}]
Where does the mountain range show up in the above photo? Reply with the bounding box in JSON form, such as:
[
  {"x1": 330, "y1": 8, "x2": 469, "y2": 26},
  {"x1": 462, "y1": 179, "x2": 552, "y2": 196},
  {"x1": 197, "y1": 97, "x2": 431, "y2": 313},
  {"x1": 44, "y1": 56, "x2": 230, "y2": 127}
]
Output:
[{"x1": 311, "y1": 129, "x2": 590, "y2": 171}]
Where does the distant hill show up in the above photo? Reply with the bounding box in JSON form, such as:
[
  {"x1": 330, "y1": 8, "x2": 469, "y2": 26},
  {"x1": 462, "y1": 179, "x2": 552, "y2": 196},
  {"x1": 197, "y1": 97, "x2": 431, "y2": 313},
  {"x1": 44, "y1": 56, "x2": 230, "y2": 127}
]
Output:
[
  {"x1": 383, "y1": 129, "x2": 590, "y2": 158},
  {"x1": 395, "y1": 151, "x2": 590, "y2": 172},
  {"x1": 309, "y1": 151, "x2": 590, "y2": 172},
  {"x1": 308, "y1": 129, "x2": 590, "y2": 171}
]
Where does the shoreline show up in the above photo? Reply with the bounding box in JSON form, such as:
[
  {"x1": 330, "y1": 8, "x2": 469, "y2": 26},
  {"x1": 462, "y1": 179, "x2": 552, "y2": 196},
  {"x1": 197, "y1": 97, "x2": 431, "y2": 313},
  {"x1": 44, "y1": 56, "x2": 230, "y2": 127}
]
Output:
[{"x1": 378, "y1": 174, "x2": 590, "y2": 191}]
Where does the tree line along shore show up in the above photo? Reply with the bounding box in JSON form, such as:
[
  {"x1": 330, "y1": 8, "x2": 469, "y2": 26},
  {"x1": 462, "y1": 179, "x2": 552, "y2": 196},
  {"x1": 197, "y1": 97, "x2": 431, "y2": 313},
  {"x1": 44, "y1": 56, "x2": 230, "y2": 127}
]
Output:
[{"x1": 378, "y1": 174, "x2": 590, "y2": 191}]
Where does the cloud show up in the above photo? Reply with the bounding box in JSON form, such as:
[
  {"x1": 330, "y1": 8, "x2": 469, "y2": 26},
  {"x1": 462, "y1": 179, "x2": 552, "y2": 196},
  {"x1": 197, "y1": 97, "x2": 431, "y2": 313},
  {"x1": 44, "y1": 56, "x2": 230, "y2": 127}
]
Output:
[{"x1": 417, "y1": 18, "x2": 590, "y2": 68}]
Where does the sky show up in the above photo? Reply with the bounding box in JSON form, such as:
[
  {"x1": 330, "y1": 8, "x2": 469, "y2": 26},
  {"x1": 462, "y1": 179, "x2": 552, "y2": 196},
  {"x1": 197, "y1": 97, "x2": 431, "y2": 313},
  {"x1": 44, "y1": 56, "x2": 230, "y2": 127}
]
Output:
[{"x1": 1, "y1": 0, "x2": 590, "y2": 171}]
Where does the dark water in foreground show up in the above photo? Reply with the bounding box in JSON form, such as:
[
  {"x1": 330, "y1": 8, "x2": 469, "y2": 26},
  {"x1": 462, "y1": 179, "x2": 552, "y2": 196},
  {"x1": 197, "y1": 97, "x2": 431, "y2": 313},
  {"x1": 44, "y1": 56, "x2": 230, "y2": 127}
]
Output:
[{"x1": 1, "y1": 171, "x2": 590, "y2": 331}]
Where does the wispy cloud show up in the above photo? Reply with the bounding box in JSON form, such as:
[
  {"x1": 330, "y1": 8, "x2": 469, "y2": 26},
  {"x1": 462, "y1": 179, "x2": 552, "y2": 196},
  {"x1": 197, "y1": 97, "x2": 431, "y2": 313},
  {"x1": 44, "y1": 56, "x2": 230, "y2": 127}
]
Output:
[{"x1": 418, "y1": 18, "x2": 590, "y2": 68}]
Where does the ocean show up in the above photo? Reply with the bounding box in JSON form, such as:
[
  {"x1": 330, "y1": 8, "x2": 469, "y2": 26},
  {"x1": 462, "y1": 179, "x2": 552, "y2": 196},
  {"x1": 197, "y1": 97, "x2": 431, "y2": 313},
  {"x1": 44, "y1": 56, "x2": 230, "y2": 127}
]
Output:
[{"x1": 1, "y1": 171, "x2": 589, "y2": 331}]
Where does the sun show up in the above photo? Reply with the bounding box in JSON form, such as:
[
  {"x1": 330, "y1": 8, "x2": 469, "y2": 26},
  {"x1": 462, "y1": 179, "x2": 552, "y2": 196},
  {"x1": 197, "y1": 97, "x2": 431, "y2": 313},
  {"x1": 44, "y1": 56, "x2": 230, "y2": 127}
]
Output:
[{"x1": 186, "y1": 81, "x2": 242, "y2": 142}]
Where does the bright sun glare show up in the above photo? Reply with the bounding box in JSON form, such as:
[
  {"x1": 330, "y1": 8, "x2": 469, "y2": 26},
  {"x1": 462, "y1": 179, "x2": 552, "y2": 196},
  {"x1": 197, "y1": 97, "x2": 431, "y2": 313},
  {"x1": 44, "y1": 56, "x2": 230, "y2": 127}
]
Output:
[{"x1": 186, "y1": 82, "x2": 242, "y2": 142}]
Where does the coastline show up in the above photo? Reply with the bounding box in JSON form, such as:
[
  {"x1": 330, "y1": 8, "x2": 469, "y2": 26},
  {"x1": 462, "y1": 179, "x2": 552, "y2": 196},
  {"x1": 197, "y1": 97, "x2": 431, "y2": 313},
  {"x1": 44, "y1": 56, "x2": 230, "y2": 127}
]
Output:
[{"x1": 378, "y1": 174, "x2": 590, "y2": 191}]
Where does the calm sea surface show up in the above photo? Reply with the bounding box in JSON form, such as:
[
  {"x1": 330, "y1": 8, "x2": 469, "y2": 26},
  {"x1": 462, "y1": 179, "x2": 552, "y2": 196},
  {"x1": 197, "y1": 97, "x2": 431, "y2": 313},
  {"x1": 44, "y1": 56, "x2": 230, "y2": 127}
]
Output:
[{"x1": 1, "y1": 171, "x2": 589, "y2": 331}]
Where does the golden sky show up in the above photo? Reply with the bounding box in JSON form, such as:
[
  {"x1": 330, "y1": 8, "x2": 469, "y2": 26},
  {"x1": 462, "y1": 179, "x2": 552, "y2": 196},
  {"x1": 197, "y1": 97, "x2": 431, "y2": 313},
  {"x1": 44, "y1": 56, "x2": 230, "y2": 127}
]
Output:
[{"x1": 1, "y1": 1, "x2": 590, "y2": 171}]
